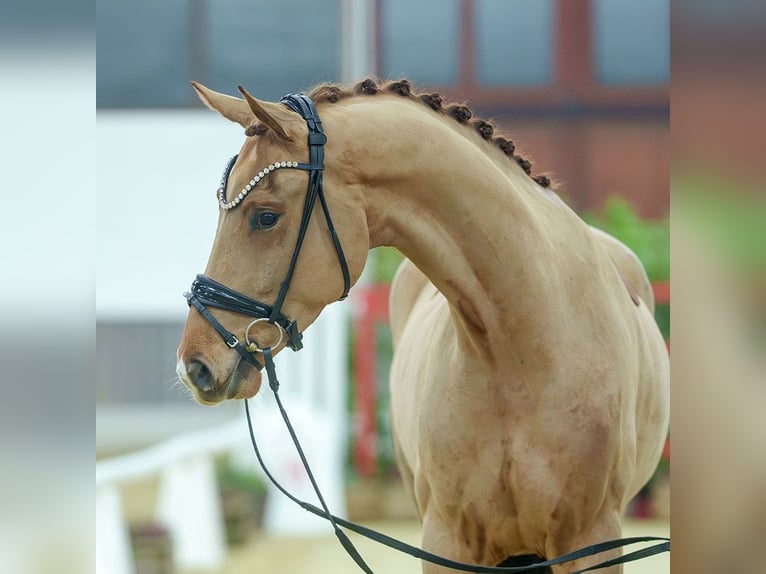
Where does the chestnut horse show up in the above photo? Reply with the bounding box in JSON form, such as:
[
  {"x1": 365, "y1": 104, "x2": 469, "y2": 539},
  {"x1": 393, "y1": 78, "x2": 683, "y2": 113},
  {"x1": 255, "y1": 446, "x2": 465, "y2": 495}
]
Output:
[{"x1": 177, "y1": 79, "x2": 669, "y2": 573}]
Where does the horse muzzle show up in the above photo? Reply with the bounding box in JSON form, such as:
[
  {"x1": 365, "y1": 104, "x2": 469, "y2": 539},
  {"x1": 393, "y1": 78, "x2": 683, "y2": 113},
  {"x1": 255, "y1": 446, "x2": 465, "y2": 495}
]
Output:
[{"x1": 176, "y1": 353, "x2": 262, "y2": 405}]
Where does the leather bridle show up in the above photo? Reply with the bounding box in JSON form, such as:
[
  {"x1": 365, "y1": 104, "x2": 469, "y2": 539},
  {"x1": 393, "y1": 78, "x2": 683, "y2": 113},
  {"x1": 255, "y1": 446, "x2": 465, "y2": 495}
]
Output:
[
  {"x1": 184, "y1": 93, "x2": 350, "y2": 371},
  {"x1": 183, "y1": 93, "x2": 669, "y2": 573}
]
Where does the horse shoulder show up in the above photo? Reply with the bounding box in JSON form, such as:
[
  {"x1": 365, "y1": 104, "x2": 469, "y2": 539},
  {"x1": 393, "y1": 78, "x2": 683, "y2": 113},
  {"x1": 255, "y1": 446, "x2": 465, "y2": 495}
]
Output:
[
  {"x1": 628, "y1": 302, "x2": 671, "y2": 496},
  {"x1": 589, "y1": 226, "x2": 655, "y2": 314}
]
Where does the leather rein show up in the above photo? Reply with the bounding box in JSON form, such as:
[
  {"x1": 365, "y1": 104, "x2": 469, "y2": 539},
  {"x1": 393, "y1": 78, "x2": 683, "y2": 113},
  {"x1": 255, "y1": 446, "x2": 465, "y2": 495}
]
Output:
[{"x1": 183, "y1": 93, "x2": 669, "y2": 573}]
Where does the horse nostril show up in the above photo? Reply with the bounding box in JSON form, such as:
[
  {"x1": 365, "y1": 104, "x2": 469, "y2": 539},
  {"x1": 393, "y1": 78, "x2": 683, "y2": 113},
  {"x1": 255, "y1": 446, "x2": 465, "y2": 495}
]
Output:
[{"x1": 187, "y1": 359, "x2": 214, "y2": 392}]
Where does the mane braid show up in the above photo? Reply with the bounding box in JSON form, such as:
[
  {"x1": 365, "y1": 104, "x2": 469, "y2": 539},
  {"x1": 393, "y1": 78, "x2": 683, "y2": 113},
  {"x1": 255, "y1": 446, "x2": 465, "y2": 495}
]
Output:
[{"x1": 307, "y1": 78, "x2": 554, "y2": 189}]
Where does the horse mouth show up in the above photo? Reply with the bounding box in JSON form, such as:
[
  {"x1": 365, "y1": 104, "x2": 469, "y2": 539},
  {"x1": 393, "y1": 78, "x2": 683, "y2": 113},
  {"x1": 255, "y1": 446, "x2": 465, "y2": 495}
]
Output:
[{"x1": 225, "y1": 360, "x2": 262, "y2": 400}]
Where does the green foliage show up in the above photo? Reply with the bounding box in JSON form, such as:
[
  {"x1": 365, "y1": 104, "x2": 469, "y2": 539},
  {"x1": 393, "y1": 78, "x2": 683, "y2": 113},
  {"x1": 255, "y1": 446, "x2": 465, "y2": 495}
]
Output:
[
  {"x1": 583, "y1": 197, "x2": 670, "y2": 282},
  {"x1": 216, "y1": 458, "x2": 268, "y2": 494},
  {"x1": 370, "y1": 246, "x2": 404, "y2": 284},
  {"x1": 674, "y1": 175, "x2": 766, "y2": 273}
]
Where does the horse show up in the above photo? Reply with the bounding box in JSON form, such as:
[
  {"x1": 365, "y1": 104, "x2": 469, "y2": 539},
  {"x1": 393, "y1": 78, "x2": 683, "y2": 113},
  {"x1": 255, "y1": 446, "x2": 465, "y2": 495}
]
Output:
[{"x1": 176, "y1": 78, "x2": 670, "y2": 573}]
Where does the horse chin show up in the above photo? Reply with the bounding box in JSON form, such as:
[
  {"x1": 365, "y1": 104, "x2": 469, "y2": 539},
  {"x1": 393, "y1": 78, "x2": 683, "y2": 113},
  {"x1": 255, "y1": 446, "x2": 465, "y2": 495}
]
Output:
[
  {"x1": 225, "y1": 359, "x2": 262, "y2": 401},
  {"x1": 227, "y1": 368, "x2": 262, "y2": 400}
]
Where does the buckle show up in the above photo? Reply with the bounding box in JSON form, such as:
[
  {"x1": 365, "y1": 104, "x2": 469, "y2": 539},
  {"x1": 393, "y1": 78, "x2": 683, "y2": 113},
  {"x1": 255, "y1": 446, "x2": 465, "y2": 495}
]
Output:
[
  {"x1": 284, "y1": 322, "x2": 303, "y2": 351},
  {"x1": 226, "y1": 334, "x2": 239, "y2": 348}
]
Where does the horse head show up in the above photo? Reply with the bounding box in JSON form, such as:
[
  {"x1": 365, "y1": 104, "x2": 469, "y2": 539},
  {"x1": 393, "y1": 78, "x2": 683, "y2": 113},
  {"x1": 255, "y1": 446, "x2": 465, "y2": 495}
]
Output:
[{"x1": 177, "y1": 83, "x2": 369, "y2": 405}]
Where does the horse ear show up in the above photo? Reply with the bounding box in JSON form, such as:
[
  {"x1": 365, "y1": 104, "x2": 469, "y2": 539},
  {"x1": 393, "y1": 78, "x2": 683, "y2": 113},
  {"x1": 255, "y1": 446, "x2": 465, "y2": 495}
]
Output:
[
  {"x1": 237, "y1": 85, "x2": 292, "y2": 142},
  {"x1": 191, "y1": 81, "x2": 254, "y2": 128}
]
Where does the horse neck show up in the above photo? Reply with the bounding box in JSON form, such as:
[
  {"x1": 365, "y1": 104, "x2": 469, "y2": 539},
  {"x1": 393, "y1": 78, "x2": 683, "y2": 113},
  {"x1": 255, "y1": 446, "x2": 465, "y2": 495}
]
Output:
[{"x1": 331, "y1": 99, "x2": 580, "y2": 363}]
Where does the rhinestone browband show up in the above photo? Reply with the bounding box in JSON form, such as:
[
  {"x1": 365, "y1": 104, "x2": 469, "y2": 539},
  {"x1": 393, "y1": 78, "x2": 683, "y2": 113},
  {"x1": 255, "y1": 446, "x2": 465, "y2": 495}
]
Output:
[{"x1": 218, "y1": 156, "x2": 300, "y2": 210}]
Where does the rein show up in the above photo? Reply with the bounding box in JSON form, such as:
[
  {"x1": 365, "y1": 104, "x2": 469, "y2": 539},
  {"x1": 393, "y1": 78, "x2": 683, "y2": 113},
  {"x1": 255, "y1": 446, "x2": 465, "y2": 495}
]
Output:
[{"x1": 184, "y1": 93, "x2": 669, "y2": 573}]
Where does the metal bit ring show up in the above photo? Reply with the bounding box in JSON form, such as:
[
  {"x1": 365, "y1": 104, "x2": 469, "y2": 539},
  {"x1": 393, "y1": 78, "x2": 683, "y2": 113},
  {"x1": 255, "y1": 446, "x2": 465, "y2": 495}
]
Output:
[{"x1": 245, "y1": 318, "x2": 284, "y2": 353}]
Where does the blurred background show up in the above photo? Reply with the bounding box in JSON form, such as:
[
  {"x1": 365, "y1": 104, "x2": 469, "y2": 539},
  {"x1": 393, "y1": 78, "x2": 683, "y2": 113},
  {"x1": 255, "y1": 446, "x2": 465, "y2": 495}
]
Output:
[{"x1": 95, "y1": 1, "x2": 671, "y2": 573}]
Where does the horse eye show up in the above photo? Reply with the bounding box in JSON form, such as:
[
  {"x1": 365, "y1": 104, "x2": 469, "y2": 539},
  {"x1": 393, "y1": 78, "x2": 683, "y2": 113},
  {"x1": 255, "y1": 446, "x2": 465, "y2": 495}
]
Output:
[{"x1": 250, "y1": 211, "x2": 280, "y2": 230}]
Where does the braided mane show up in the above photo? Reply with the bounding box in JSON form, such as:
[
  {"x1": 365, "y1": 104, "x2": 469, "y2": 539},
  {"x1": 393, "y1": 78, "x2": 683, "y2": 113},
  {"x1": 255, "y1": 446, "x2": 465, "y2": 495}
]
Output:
[{"x1": 307, "y1": 78, "x2": 553, "y2": 190}]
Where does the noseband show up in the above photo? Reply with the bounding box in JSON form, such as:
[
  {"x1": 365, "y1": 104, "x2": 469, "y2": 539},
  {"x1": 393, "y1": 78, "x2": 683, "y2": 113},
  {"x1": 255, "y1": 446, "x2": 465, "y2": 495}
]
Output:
[{"x1": 184, "y1": 93, "x2": 350, "y2": 371}]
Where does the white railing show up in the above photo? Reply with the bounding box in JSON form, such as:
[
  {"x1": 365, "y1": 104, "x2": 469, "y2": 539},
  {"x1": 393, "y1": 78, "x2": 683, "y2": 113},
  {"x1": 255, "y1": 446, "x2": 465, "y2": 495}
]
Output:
[{"x1": 96, "y1": 303, "x2": 349, "y2": 574}]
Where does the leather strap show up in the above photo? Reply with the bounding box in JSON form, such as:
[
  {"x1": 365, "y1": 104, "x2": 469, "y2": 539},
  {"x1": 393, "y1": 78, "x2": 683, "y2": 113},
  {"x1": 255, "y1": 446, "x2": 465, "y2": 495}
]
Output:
[
  {"x1": 318, "y1": 182, "x2": 351, "y2": 300},
  {"x1": 185, "y1": 292, "x2": 263, "y2": 370},
  {"x1": 280, "y1": 93, "x2": 351, "y2": 301},
  {"x1": 188, "y1": 274, "x2": 302, "y2": 351},
  {"x1": 258, "y1": 348, "x2": 374, "y2": 574},
  {"x1": 269, "y1": 165, "x2": 323, "y2": 320}
]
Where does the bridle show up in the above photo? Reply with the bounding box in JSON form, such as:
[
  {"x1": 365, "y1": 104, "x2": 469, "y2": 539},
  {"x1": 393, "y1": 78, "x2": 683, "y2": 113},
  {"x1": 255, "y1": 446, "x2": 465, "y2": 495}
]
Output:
[
  {"x1": 183, "y1": 93, "x2": 669, "y2": 573},
  {"x1": 184, "y1": 93, "x2": 350, "y2": 371}
]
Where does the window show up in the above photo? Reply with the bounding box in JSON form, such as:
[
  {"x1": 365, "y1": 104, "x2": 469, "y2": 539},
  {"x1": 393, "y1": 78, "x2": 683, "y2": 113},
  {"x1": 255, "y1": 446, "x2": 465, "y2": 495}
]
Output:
[
  {"x1": 475, "y1": 0, "x2": 554, "y2": 86},
  {"x1": 379, "y1": 0, "x2": 459, "y2": 86},
  {"x1": 97, "y1": 0, "x2": 341, "y2": 108},
  {"x1": 593, "y1": 0, "x2": 669, "y2": 85},
  {"x1": 97, "y1": 0, "x2": 192, "y2": 108},
  {"x1": 207, "y1": 0, "x2": 341, "y2": 102}
]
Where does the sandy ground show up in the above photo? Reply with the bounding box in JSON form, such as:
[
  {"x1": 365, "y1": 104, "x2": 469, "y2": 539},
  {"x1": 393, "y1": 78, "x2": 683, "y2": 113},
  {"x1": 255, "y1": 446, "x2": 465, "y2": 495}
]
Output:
[
  {"x1": 120, "y1": 479, "x2": 668, "y2": 574},
  {"x1": 207, "y1": 518, "x2": 669, "y2": 574}
]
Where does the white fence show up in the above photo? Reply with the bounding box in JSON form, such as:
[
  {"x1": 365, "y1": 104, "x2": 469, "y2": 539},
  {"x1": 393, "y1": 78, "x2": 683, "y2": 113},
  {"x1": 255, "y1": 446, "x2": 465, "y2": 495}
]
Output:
[{"x1": 96, "y1": 303, "x2": 350, "y2": 574}]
